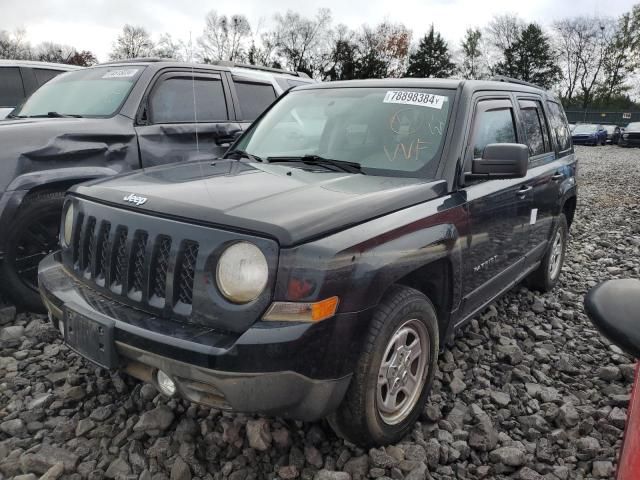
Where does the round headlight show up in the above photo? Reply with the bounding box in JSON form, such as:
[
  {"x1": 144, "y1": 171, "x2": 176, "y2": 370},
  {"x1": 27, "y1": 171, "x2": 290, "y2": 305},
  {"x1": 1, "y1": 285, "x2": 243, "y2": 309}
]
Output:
[
  {"x1": 62, "y1": 202, "x2": 74, "y2": 247},
  {"x1": 216, "y1": 242, "x2": 268, "y2": 303}
]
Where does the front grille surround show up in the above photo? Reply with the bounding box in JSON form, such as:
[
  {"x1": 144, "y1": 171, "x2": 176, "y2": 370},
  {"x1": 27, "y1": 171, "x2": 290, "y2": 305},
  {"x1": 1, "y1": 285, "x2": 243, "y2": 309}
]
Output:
[{"x1": 61, "y1": 197, "x2": 278, "y2": 331}]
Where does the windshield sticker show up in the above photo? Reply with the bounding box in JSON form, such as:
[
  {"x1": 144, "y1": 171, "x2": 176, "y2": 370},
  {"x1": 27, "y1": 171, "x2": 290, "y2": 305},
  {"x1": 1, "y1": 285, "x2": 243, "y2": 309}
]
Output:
[
  {"x1": 102, "y1": 68, "x2": 139, "y2": 79},
  {"x1": 383, "y1": 91, "x2": 446, "y2": 109}
]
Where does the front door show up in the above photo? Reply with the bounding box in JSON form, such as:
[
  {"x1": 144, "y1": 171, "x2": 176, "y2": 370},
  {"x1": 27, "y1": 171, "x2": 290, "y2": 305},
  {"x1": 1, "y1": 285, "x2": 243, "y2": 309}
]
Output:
[
  {"x1": 136, "y1": 71, "x2": 243, "y2": 167},
  {"x1": 460, "y1": 97, "x2": 533, "y2": 317}
]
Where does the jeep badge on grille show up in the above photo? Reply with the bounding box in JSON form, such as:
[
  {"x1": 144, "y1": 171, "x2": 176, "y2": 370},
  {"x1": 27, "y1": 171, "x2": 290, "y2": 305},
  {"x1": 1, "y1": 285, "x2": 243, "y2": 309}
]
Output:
[{"x1": 123, "y1": 193, "x2": 147, "y2": 206}]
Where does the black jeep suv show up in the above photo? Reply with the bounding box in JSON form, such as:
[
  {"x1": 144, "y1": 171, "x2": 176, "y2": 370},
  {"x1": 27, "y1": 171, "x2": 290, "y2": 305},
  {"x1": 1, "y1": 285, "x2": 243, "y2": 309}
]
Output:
[
  {"x1": 0, "y1": 59, "x2": 312, "y2": 310},
  {"x1": 39, "y1": 78, "x2": 577, "y2": 446}
]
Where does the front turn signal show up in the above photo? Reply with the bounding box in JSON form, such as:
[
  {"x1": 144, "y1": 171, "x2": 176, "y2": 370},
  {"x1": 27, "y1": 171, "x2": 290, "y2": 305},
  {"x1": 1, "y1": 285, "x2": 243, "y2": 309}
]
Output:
[{"x1": 263, "y1": 296, "x2": 339, "y2": 322}]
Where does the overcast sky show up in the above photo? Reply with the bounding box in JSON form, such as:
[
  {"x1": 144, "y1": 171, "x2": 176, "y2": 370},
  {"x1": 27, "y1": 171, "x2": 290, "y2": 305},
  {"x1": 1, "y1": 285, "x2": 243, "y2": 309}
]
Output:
[{"x1": 2, "y1": 0, "x2": 637, "y2": 61}]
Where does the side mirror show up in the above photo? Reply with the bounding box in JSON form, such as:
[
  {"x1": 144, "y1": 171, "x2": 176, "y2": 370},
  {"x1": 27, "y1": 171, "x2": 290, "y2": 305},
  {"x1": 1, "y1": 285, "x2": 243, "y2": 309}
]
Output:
[
  {"x1": 584, "y1": 279, "x2": 640, "y2": 358},
  {"x1": 466, "y1": 143, "x2": 529, "y2": 180}
]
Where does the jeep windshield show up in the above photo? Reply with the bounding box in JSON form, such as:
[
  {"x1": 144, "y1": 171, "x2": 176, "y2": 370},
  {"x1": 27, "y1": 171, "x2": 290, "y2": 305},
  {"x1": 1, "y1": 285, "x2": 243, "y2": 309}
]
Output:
[
  {"x1": 12, "y1": 66, "x2": 144, "y2": 118},
  {"x1": 231, "y1": 87, "x2": 454, "y2": 177}
]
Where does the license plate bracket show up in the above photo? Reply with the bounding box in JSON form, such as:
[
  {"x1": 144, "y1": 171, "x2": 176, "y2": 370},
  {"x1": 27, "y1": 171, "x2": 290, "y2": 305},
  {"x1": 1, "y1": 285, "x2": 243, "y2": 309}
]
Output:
[{"x1": 64, "y1": 306, "x2": 118, "y2": 369}]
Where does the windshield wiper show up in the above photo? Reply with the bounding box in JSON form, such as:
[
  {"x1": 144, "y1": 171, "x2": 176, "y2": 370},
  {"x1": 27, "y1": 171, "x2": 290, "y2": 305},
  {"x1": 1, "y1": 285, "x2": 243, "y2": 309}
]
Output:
[
  {"x1": 266, "y1": 155, "x2": 364, "y2": 174},
  {"x1": 223, "y1": 149, "x2": 264, "y2": 162},
  {"x1": 23, "y1": 112, "x2": 84, "y2": 118}
]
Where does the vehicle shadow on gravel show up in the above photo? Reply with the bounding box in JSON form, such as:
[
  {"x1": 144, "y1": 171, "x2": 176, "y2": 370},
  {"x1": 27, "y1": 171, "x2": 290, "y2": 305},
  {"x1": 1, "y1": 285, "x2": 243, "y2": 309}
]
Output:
[{"x1": 1, "y1": 146, "x2": 637, "y2": 480}]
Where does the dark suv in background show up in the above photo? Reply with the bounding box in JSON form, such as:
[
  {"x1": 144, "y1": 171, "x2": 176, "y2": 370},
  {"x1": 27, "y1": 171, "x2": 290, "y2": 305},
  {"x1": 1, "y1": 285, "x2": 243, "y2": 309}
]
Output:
[
  {"x1": 0, "y1": 60, "x2": 81, "y2": 118},
  {"x1": 0, "y1": 59, "x2": 313, "y2": 310},
  {"x1": 39, "y1": 77, "x2": 577, "y2": 446}
]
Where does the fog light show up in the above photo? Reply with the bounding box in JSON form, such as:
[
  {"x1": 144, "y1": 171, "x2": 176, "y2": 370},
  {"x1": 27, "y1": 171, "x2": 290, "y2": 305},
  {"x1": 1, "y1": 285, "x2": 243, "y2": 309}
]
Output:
[{"x1": 156, "y1": 370, "x2": 176, "y2": 396}]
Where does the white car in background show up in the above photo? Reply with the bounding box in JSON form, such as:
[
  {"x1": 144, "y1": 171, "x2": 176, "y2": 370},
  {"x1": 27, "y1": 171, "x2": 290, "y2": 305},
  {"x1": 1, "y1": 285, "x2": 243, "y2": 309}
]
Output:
[{"x1": 0, "y1": 60, "x2": 82, "y2": 118}]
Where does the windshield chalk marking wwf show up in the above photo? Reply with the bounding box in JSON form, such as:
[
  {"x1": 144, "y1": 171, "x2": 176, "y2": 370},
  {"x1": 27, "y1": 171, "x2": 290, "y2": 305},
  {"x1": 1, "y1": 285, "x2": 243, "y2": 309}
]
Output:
[{"x1": 383, "y1": 91, "x2": 446, "y2": 110}]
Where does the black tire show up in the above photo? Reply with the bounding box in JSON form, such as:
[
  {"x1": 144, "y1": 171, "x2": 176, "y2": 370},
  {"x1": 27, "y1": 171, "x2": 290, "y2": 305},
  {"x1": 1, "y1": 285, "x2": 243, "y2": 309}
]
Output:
[
  {"x1": 0, "y1": 191, "x2": 65, "y2": 312},
  {"x1": 328, "y1": 285, "x2": 439, "y2": 446},
  {"x1": 527, "y1": 213, "x2": 568, "y2": 292}
]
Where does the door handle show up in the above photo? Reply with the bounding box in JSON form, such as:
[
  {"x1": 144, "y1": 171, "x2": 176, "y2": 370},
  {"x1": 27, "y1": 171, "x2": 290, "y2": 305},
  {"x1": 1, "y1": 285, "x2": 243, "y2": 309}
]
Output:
[
  {"x1": 551, "y1": 173, "x2": 564, "y2": 181},
  {"x1": 516, "y1": 185, "x2": 532, "y2": 196}
]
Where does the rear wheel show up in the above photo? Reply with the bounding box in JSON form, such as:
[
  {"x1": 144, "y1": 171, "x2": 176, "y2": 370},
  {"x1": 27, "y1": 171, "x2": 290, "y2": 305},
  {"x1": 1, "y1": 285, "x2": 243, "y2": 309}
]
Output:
[
  {"x1": 328, "y1": 285, "x2": 439, "y2": 446},
  {"x1": 0, "y1": 192, "x2": 64, "y2": 312},
  {"x1": 527, "y1": 213, "x2": 568, "y2": 292}
]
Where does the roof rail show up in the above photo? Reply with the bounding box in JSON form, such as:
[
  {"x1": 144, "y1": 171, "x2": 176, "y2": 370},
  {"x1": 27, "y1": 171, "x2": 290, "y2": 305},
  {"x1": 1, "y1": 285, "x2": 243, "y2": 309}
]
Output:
[
  {"x1": 208, "y1": 60, "x2": 310, "y2": 78},
  {"x1": 492, "y1": 75, "x2": 542, "y2": 89},
  {"x1": 100, "y1": 57, "x2": 176, "y2": 65}
]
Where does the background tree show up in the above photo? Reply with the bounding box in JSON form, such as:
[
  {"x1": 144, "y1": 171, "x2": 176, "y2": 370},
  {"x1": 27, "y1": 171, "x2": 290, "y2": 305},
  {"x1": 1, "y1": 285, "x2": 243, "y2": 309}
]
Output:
[
  {"x1": 198, "y1": 12, "x2": 251, "y2": 62},
  {"x1": 66, "y1": 50, "x2": 97, "y2": 66},
  {"x1": 598, "y1": 6, "x2": 640, "y2": 102},
  {"x1": 459, "y1": 28, "x2": 485, "y2": 79},
  {"x1": 154, "y1": 33, "x2": 187, "y2": 61},
  {"x1": 269, "y1": 9, "x2": 332, "y2": 75},
  {"x1": 494, "y1": 23, "x2": 561, "y2": 89},
  {"x1": 109, "y1": 25, "x2": 154, "y2": 60},
  {"x1": 0, "y1": 29, "x2": 32, "y2": 60},
  {"x1": 405, "y1": 25, "x2": 455, "y2": 78}
]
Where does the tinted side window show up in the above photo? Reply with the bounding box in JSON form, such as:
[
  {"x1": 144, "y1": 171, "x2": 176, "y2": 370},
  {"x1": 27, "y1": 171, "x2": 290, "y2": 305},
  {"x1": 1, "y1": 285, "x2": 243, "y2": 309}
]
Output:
[
  {"x1": 472, "y1": 106, "x2": 517, "y2": 158},
  {"x1": 233, "y1": 79, "x2": 277, "y2": 121},
  {"x1": 150, "y1": 77, "x2": 228, "y2": 123},
  {"x1": 0, "y1": 67, "x2": 25, "y2": 106},
  {"x1": 34, "y1": 68, "x2": 62, "y2": 86},
  {"x1": 519, "y1": 104, "x2": 546, "y2": 156},
  {"x1": 546, "y1": 101, "x2": 571, "y2": 151}
]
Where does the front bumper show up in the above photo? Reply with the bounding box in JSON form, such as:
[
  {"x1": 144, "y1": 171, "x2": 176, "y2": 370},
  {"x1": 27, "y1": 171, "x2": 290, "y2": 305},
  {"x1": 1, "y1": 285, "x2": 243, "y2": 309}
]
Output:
[
  {"x1": 619, "y1": 137, "x2": 640, "y2": 147},
  {"x1": 38, "y1": 252, "x2": 367, "y2": 421}
]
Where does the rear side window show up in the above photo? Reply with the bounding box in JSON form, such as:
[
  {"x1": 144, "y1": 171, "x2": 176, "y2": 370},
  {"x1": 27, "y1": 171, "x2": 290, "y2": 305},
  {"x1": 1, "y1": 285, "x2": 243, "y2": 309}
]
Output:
[
  {"x1": 471, "y1": 105, "x2": 517, "y2": 158},
  {"x1": 519, "y1": 100, "x2": 551, "y2": 156},
  {"x1": 150, "y1": 76, "x2": 228, "y2": 124},
  {"x1": 233, "y1": 79, "x2": 277, "y2": 121},
  {"x1": 33, "y1": 68, "x2": 63, "y2": 86},
  {"x1": 0, "y1": 67, "x2": 25, "y2": 107},
  {"x1": 546, "y1": 101, "x2": 571, "y2": 151}
]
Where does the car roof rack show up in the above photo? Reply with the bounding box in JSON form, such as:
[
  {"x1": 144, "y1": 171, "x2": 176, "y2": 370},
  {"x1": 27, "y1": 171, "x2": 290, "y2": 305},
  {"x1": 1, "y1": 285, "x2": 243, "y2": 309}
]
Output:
[
  {"x1": 100, "y1": 57, "x2": 175, "y2": 65},
  {"x1": 208, "y1": 60, "x2": 310, "y2": 78},
  {"x1": 492, "y1": 75, "x2": 542, "y2": 89}
]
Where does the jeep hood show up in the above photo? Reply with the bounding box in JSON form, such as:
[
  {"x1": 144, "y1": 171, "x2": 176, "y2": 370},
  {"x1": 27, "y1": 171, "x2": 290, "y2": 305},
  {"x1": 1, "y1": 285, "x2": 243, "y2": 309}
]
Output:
[{"x1": 72, "y1": 159, "x2": 448, "y2": 246}]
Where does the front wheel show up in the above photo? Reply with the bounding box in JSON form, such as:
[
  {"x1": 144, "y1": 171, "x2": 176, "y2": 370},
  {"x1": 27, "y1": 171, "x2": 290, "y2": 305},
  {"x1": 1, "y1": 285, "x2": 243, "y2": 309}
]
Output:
[
  {"x1": 0, "y1": 192, "x2": 64, "y2": 312},
  {"x1": 527, "y1": 213, "x2": 568, "y2": 292},
  {"x1": 328, "y1": 285, "x2": 439, "y2": 446}
]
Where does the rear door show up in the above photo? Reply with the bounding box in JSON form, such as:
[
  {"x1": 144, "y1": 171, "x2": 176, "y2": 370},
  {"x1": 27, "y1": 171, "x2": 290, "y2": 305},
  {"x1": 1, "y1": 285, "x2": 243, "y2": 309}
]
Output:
[
  {"x1": 136, "y1": 70, "x2": 242, "y2": 167},
  {"x1": 460, "y1": 95, "x2": 533, "y2": 317},
  {"x1": 0, "y1": 66, "x2": 26, "y2": 116},
  {"x1": 229, "y1": 75, "x2": 278, "y2": 127},
  {"x1": 515, "y1": 97, "x2": 557, "y2": 259}
]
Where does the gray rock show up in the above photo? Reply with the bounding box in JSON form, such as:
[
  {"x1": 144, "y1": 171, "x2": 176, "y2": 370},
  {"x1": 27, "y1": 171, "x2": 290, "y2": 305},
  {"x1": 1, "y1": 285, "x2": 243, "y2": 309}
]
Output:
[
  {"x1": 557, "y1": 404, "x2": 580, "y2": 427},
  {"x1": 90, "y1": 405, "x2": 113, "y2": 422},
  {"x1": 278, "y1": 466, "x2": 299, "y2": 480},
  {"x1": 0, "y1": 325, "x2": 24, "y2": 341},
  {"x1": 246, "y1": 418, "x2": 272, "y2": 451},
  {"x1": 343, "y1": 455, "x2": 368, "y2": 478},
  {"x1": 449, "y1": 377, "x2": 466, "y2": 395},
  {"x1": 608, "y1": 407, "x2": 627, "y2": 428},
  {"x1": 0, "y1": 305, "x2": 16, "y2": 325},
  {"x1": 20, "y1": 446, "x2": 79, "y2": 474},
  {"x1": 170, "y1": 457, "x2": 191, "y2": 480},
  {"x1": 305, "y1": 445, "x2": 323, "y2": 468},
  {"x1": 369, "y1": 448, "x2": 399, "y2": 469},
  {"x1": 0, "y1": 418, "x2": 25, "y2": 436},
  {"x1": 488, "y1": 446, "x2": 525, "y2": 467},
  {"x1": 105, "y1": 458, "x2": 131, "y2": 479},
  {"x1": 490, "y1": 391, "x2": 511, "y2": 407},
  {"x1": 576, "y1": 436, "x2": 600, "y2": 459},
  {"x1": 39, "y1": 462, "x2": 65, "y2": 480},
  {"x1": 313, "y1": 471, "x2": 350, "y2": 480},
  {"x1": 14, "y1": 475, "x2": 37, "y2": 480},
  {"x1": 592, "y1": 460, "x2": 613, "y2": 478},
  {"x1": 133, "y1": 406, "x2": 174, "y2": 433},
  {"x1": 598, "y1": 365, "x2": 621, "y2": 381},
  {"x1": 75, "y1": 418, "x2": 96, "y2": 437},
  {"x1": 404, "y1": 463, "x2": 428, "y2": 480}
]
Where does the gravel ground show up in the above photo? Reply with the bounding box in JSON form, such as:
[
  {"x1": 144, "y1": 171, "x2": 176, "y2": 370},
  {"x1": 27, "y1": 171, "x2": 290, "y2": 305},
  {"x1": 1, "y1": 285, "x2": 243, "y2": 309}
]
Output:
[{"x1": 1, "y1": 145, "x2": 639, "y2": 480}]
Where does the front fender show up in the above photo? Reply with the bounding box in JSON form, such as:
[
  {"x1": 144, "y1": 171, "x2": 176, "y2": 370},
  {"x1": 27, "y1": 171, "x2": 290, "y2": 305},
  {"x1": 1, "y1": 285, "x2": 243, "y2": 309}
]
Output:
[
  {"x1": 0, "y1": 167, "x2": 125, "y2": 257},
  {"x1": 274, "y1": 192, "x2": 468, "y2": 314}
]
